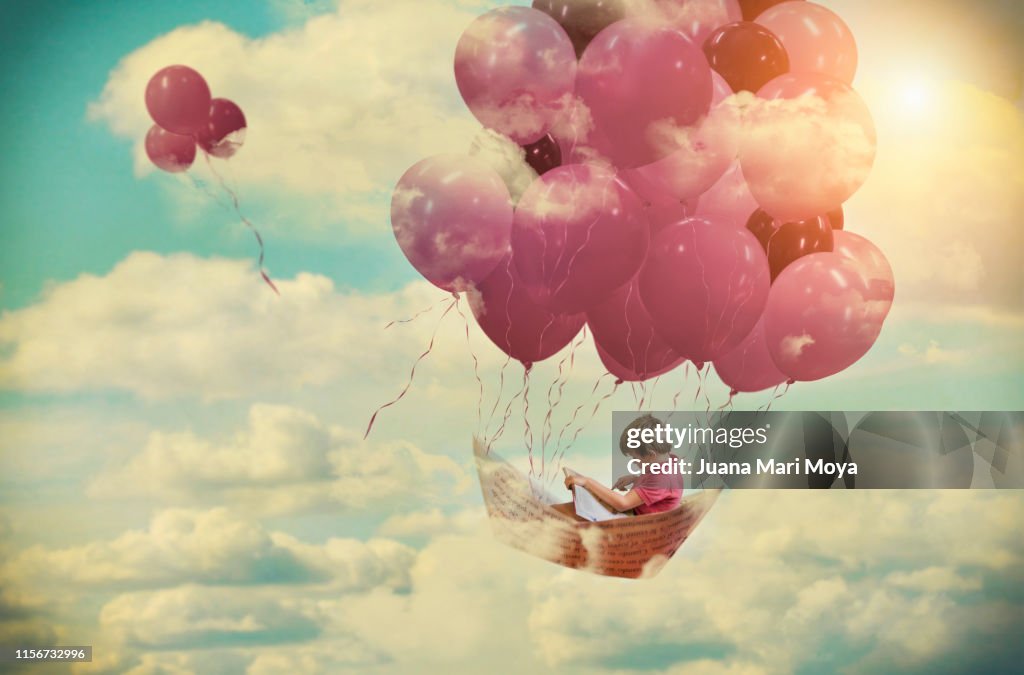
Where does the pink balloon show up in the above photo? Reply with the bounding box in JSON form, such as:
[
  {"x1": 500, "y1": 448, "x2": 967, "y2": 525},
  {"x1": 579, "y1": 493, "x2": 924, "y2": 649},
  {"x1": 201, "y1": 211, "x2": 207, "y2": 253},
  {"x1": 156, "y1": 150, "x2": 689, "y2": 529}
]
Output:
[
  {"x1": 196, "y1": 98, "x2": 246, "y2": 159},
  {"x1": 455, "y1": 7, "x2": 577, "y2": 145},
  {"x1": 694, "y1": 162, "x2": 759, "y2": 229},
  {"x1": 596, "y1": 342, "x2": 682, "y2": 383},
  {"x1": 391, "y1": 155, "x2": 513, "y2": 292},
  {"x1": 587, "y1": 277, "x2": 684, "y2": 382},
  {"x1": 144, "y1": 125, "x2": 196, "y2": 173},
  {"x1": 624, "y1": 72, "x2": 739, "y2": 202},
  {"x1": 756, "y1": 1, "x2": 857, "y2": 83},
  {"x1": 512, "y1": 164, "x2": 649, "y2": 313},
  {"x1": 713, "y1": 317, "x2": 786, "y2": 393},
  {"x1": 647, "y1": 196, "x2": 697, "y2": 235},
  {"x1": 741, "y1": 73, "x2": 876, "y2": 222},
  {"x1": 832, "y1": 230, "x2": 895, "y2": 309},
  {"x1": 577, "y1": 20, "x2": 713, "y2": 168},
  {"x1": 639, "y1": 217, "x2": 770, "y2": 365},
  {"x1": 469, "y1": 256, "x2": 585, "y2": 366},
  {"x1": 144, "y1": 65, "x2": 211, "y2": 136},
  {"x1": 763, "y1": 252, "x2": 892, "y2": 382}
]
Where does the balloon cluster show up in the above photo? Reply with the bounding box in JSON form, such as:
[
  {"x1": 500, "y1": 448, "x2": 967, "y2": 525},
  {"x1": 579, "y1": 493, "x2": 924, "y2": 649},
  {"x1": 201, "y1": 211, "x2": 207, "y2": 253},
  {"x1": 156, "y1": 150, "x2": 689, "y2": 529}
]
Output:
[
  {"x1": 391, "y1": 0, "x2": 894, "y2": 395},
  {"x1": 143, "y1": 65, "x2": 247, "y2": 173}
]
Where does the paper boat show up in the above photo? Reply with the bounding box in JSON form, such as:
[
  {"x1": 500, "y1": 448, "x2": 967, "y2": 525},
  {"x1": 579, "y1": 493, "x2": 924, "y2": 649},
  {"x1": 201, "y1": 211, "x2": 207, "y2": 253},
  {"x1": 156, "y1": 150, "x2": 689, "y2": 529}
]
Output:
[{"x1": 474, "y1": 439, "x2": 720, "y2": 579}]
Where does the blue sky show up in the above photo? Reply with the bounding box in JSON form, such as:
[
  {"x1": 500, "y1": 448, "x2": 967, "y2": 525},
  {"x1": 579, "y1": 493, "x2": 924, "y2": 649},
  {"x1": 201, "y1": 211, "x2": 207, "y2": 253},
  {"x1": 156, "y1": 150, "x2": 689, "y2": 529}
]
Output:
[
  {"x1": 0, "y1": 1, "x2": 1021, "y2": 673},
  {"x1": 0, "y1": 0, "x2": 418, "y2": 311}
]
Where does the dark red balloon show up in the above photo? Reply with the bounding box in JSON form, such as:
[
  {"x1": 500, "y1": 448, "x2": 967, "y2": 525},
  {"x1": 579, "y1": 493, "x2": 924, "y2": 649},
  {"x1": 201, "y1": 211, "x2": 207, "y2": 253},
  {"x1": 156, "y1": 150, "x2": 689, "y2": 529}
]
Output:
[
  {"x1": 738, "y1": 0, "x2": 802, "y2": 21},
  {"x1": 746, "y1": 209, "x2": 834, "y2": 281},
  {"x1": 745, "y1": 207, "x2": 776, "y2": 250},
  {"x1": 703, "y1": 21, "x2": 789, "y2": 93},
  {"x1": 144, "y1": 65, "x2": 211, "y2": 136},
  {"x1": 827, "y1": 207, "x2": 844, "y2": 230},
  {"x1": 522, "y1": 133, "x2": 562, "y2": 176},
  {"x1": 469, "y1": 256, "x2": 585, "y2": 367},
  {"x1": 532, "y1": 0, "x2": 626, "y2": 59},
  {"x1": 144, "y1": 125, "x2": 196, "y2": 173},
  {"x1": 586, "y1": 277, "x2": 683, "y2": 382},
  {"x1": 196, "y1": 98, "x2": 247, "y2": 159}
]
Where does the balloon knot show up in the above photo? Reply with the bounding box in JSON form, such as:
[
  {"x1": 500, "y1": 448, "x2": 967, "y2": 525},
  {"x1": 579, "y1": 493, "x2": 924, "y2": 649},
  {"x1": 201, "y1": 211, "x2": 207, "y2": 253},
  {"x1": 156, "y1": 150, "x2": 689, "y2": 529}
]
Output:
[
  {"x1": 614, "y1": 378, "x2": 624, "y2": 386},
  {"x1": 787, "y1": 378, "x2": 796, "y2": 385}
]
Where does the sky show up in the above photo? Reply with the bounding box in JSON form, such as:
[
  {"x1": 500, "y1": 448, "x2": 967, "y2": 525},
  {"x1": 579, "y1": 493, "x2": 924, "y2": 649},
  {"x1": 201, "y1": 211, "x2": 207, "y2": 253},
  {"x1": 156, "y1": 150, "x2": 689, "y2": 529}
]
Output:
[{"x1": 0, "y1": 1, "x2": 1022, "y2": 673}]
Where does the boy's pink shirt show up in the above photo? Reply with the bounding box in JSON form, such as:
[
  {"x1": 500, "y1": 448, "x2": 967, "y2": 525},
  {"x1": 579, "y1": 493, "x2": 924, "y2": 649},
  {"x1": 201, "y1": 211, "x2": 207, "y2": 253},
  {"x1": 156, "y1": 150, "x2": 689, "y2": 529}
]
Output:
[{"x1": 632, "y1": 453, "x2": 684, "y2": 515}]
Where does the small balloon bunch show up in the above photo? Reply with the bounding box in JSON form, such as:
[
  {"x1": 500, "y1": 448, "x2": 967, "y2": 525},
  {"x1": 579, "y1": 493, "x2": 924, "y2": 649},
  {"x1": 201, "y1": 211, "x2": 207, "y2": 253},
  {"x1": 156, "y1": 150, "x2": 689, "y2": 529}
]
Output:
[
  {"x1": 143, "y1": 65, "x2": 247, "y2": 172},
  {"x1": 390, "y1": 0, "x2": 894, "y2": 401},
  {"x1": 141, "y1": 65, "x2": 277, "y2": 293}
]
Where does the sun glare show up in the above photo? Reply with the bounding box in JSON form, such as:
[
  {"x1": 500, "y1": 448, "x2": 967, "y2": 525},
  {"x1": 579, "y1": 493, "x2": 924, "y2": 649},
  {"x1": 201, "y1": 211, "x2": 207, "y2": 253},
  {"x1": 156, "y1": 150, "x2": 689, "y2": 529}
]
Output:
[{"x1": 898, "y1": 78, "x2": 936, "y2": 116}]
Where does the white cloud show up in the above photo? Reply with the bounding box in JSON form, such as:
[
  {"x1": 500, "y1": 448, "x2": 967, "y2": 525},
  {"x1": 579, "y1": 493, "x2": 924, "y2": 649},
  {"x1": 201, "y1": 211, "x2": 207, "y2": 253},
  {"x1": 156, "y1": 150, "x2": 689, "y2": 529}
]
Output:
[
  {"x1": 92, "y1": 491, "x2": 1011, "y2": 675},
  {"x1": 4, "y1": 491, "x2": 1017, "y2": 675},
  {"x1": 88, "y1": 0, "x2": 502, "y2": 236},
  {"x1": 376, "y1": 507, "x2": 484, "y2": 538},
  {"x1": 468, "y1": 128, "x2": 538, "y2": 203},
  {"x1": 898, "y1": 340, "x2": 970, "y2": 365},
  {"x1": 0, "y1": 252, "x2": 496, "y2": 400},
  {"x1": 885, "y1": 566, "x2": 982, "y2": 593},
  {"x1": 0, "y1": 251, "x2": 635, "y2": 474},
  {"x1": 522, "y1": 491, "x2": 1022, "y2": 672},
  {"x1": 87, "y1": 403, "x2": 470, "y2": 515},
  {"x1": 780, "y1": 333, "x2": 815, "y2": 360},
  {"x1": 0, "y1": 508, "x2": 322, "y2": 588},
  {"x1": 98, "y1": 585, "x2": 321, "y2": 650}
]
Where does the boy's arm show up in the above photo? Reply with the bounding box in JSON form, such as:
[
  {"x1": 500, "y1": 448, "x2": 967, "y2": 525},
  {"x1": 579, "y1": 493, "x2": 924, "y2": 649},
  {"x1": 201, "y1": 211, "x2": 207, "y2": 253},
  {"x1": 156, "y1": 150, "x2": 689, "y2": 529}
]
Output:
[
  {"x1": 566, "y1": 473, "x2": 643, "y2": 512},
  {"x1": 612, "y1": 474, "x2": 636, "y2": 491}
]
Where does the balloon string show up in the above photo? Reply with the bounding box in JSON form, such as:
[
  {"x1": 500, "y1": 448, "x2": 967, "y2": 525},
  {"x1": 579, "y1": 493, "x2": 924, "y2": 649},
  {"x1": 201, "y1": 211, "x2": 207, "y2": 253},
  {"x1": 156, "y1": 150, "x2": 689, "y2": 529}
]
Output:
[
  {"x1": 758, "y1": 384, "x2": 782, "y2": 414},
  {"x1": 624, "y1": 282, "x2": 638, "y2": 372},
  {"x1": 670, "y1": 362, "x2": 691, "y2": 411},
  {"x1": 488, "y1": 365, "x2": 528, "y2": 448},
  {"x1": 664, "y1": 362, "x2": 692, "y2": 427},
  {"x1": 384, "y1": 295, "x2": 449, "y2": 330},
  {"x1": 693, "y1": 366, "x2": 703, "y2": 404},
  {"x1": 540, "y1": 326, "x2": 586, "y2": 475},
  {"x1": 553, "y1": 371, "x2": 611, "y2": 457},
  {"x1": 203, "y1": 153, "x2": 279, "y2": 295},
  {"x1": 647, "y1": 375, "x2": 661, "y2": 410},
  {"x1": 452, "y1": 295, "x2": 485, "y2": 435},
  {"x1": 550, "y1": 379, "x2": 622, "y2": 482},
  {"x1": 363, "y1": 297, "x2": 457, "y2": 439},
  {"x1": 487, "y1": 258, "x2": 517, "y2": 442},
  {"x1": 702, "y1": 365, "x2": 713, "y2": 415},
  {"x1": 523, "y1": 367, "x2": 535, "y2": 476},
  {"x1": 763, "y1": 381, "x2": 792, "y2": 414},
  {"x1": 186, "y1": 173, "x2": 232, "y2": 211},
  {"x1": 484, "y1": 355, "x2": 512, "y2": 445}
]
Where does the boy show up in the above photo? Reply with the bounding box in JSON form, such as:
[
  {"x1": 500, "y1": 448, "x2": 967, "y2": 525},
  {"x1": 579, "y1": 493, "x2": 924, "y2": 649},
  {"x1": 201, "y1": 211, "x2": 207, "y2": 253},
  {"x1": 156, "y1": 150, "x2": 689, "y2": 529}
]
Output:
[{"x1": 563, "y1": 414, "x2": 684, "y2": 515}]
